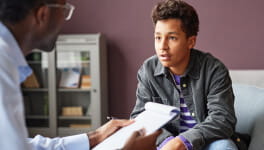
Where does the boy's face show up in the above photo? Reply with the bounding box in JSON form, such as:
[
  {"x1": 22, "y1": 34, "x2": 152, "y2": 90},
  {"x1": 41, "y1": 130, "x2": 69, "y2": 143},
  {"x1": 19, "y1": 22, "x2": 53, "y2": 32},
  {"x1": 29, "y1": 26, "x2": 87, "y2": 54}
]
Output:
[{"x1": 154, "y1": 19, "x2": 196, "y2": 74}]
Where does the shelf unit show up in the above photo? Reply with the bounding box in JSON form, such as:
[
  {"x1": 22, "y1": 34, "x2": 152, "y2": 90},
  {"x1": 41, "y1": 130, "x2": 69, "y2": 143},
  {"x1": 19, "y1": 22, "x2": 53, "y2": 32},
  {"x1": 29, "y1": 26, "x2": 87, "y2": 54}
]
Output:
[{"x1": 22, "y1": 34, "x2": 108, "y2": 137}]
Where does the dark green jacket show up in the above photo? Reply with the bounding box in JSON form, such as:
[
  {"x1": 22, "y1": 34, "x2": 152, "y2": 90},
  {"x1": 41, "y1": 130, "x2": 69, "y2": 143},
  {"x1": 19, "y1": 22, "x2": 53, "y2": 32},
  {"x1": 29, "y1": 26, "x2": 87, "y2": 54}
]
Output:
[{"x1": 131, "y1": 49, "x2": 237, "y2": 150}]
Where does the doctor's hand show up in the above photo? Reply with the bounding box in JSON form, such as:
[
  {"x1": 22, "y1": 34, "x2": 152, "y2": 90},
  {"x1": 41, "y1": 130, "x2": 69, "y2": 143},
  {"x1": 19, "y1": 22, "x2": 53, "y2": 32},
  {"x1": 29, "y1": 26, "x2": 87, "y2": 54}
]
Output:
[
  {"x1": 123, "y1": 129, "x2": 162, "y2": 150},
  {"x1": 88, "y1": 119, "x2": 134, "y2": 148}
]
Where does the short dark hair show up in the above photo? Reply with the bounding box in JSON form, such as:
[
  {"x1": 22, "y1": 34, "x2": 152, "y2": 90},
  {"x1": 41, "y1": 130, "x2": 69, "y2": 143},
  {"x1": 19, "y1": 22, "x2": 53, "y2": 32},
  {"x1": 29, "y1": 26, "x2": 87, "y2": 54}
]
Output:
[
  {"x1": 151, "y1": 0, "x2": 199, "y2": 37},
  {"x1": 0, "y1": 0, "x2": 56, "y2": 24}
]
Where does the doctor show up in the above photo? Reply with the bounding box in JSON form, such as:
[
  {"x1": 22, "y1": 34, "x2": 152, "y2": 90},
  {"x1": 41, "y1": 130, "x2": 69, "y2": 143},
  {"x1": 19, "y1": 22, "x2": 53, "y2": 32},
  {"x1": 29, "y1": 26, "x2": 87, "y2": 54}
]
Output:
[{"x1": 0, "y1": 0, "x2": 161, "y2": 149}]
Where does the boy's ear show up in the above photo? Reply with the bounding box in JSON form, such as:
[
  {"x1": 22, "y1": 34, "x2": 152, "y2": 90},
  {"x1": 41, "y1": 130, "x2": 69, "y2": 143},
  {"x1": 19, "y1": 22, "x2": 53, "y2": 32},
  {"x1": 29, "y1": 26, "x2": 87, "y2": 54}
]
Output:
[{"x1": 187, "y1": 36, "x2": 197, "y2": 49}]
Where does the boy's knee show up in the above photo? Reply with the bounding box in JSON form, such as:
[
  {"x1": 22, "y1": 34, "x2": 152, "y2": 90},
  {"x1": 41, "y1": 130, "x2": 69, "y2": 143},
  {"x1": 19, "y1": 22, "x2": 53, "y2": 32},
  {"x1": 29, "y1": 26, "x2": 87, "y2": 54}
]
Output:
[{"x1": 204, "y1": 139, "x2": 238, "y2": 150}]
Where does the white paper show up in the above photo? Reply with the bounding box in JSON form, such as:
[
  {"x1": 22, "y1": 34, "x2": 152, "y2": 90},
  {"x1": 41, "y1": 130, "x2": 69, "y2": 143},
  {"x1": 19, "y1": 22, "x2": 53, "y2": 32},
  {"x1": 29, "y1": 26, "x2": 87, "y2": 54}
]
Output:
[
  {"x1": 92, "y1": 102, "x2": 179, "y2": 150},
  {"x1": 59, "y1": 68, "x2": 80, "y2": 88}
]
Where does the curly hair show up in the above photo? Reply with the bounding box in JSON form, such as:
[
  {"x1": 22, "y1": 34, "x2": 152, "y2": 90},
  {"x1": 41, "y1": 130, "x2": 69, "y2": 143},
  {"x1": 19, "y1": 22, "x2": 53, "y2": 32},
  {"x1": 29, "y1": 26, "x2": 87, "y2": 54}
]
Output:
[
  {"x1": 151, "y1": 0, "x2": 199, "y2": 37},
  {"x1": 0, "y1": 0, "x2": 55, "y2": 24}
]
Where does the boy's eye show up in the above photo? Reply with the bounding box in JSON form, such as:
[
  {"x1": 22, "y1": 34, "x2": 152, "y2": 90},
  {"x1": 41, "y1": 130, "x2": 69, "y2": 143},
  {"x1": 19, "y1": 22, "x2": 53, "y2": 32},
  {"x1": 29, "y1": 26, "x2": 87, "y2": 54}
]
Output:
[
  {"x1": 169, "y1": 36, "x2": 177, "y2": 40},
  {"x1": 155, "y1": 36, "x2": 161, "y2": 40}
]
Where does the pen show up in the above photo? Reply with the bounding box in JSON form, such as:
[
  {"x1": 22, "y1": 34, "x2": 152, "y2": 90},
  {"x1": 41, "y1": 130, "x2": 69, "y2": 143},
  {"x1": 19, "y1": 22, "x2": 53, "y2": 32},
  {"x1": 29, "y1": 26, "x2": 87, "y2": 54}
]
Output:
[{"x1": 106, "y1": 116, "x2": 117, "y2": 120}]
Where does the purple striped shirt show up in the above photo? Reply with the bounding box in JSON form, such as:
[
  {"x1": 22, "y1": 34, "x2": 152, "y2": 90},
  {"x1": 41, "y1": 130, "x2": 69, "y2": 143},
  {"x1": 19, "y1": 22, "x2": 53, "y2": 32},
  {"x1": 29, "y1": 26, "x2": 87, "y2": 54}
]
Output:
[
  {"x1": 173, "y1": 75, "x2": 197, "y2": 133},
  {"x1": 157, "y1": 74, "x2": 197, "y2": 150}
]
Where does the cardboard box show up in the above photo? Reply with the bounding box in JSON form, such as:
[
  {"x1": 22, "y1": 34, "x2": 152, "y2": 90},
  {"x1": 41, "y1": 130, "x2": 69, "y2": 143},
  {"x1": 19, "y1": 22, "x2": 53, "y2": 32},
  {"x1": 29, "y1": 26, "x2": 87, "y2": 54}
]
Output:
[{"x1": 62, "y1": 106, "x2": 83, "y2": 116}]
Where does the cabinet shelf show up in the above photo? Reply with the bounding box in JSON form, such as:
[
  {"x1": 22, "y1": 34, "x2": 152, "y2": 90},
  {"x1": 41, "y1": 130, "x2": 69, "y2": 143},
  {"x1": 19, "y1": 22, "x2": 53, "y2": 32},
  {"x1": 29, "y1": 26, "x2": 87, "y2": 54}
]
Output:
[
  {"x1": 27, "y1": 61, "x2": 42, "y2": 64},
  {"x1": 27, "y1": 128, "x2": 51, "y2": 137},
  {"x1": 58, "y1": 127, "x2": 94, "y2": 136},
  {"x1": 22, "y1": 88, "x2": 48, "y2": 92},
  {"x1": 58, "y1": 127, "x2": 92, "y2": 130},
  {"x1": 59, "y1": 116, "x2": 91, "y2": 120},
  {"x1": 26, "y1": 115, "x2": 49, "y2": 119},
  {"x1": 58, "y1": 60, "x2": 90, "y2": 64},
  {"x1": 58, "y1": 88, "x2": 91, "y2": 92}
]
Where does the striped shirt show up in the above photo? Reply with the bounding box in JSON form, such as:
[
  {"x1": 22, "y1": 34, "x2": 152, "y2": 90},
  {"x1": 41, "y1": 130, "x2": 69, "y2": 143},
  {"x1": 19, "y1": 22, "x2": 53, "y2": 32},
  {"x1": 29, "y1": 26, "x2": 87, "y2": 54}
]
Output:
[{"x1": 173, "y1": 75, "x2": 197, "y2": 133}]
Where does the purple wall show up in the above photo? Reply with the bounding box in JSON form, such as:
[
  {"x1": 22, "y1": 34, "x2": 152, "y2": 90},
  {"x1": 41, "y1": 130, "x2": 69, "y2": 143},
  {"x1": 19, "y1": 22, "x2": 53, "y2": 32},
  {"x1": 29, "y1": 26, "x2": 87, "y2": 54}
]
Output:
[{"x1": 62, "y1": 0, "x2": 264, "y2": 118}]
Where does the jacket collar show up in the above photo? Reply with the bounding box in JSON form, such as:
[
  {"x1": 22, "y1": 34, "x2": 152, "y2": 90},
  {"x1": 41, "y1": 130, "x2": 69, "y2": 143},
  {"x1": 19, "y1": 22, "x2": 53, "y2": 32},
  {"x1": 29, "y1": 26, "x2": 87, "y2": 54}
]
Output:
[
  {"x1": 154, "y1": 49, "x2": 201, "y2": 80},
  {"x1": 154, "y1": 59, "x2": 166, "y2": 76}
]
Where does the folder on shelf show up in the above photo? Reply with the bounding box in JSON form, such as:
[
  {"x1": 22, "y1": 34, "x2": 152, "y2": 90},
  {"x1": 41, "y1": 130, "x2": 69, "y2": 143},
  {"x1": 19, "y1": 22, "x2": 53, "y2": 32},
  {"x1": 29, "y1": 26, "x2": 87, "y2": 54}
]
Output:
[
  {"x1": 22, "y1": 72, "x2": 40, "y2": 88},
  {"x1": 92, "y1": 102, "x2": 180, "y2": 150},
  {"x1": 81, "y1": 75, "x2": 91, "y2": 89},
  {"x1": 59, "y1": 68, "x2": 81, "y2": 88}
]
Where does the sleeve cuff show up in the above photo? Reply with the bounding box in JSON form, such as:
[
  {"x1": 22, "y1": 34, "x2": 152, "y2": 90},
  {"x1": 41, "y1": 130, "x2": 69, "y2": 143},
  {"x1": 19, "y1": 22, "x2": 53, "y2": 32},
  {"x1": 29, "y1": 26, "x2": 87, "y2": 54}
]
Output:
[
  {"x1": 63, "y1": 134, "x2": 90, "y2": 150},
  {"x1": 178, "y1": 135, "x2": 193, "y2": 150},
  {"x1": 157, "y1": 136, "x2": 175, "y2": 150}
]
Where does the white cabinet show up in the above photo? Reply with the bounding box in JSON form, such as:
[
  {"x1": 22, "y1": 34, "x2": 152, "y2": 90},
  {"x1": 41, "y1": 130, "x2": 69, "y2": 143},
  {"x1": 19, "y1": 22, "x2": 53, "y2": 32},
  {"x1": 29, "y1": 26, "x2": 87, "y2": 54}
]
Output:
[{"x1": 22, "y1": 34, "x2": 108, "y2": 137}]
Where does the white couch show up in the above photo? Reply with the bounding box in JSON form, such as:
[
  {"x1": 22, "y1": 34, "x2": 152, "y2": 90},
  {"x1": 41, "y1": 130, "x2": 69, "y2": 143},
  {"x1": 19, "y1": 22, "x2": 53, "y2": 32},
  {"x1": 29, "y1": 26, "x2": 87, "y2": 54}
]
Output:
[
  {"x1": 230, "y1": 70, "x2": 264, "y2": 150},
  {"x1": 232, "y1": 83, "x2": 264, "y2": 150}
]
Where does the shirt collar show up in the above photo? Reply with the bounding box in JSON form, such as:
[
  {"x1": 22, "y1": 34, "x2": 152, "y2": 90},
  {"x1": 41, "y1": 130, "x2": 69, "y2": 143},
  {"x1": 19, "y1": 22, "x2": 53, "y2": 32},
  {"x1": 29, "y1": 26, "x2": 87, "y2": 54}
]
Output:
[
  {"x1": 0, "y1": 22, "x2": 32, "y2": 83},
  {"x1": 154, "y1": 49, "x2": 200, "y2": 80}
]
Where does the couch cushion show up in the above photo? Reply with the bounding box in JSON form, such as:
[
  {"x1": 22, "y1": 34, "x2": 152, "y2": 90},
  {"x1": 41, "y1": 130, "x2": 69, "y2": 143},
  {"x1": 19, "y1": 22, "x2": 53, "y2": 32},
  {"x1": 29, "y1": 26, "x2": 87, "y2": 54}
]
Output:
[
  {"x1": 248, "y1": 115, "x2": 264, "y2": 150},
  {"x1": 232, "y1": 84, "x2": 264, "y2": 150},
  {"x1": 233, "y1": 84, "x2": 264, "y2": 134}
]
